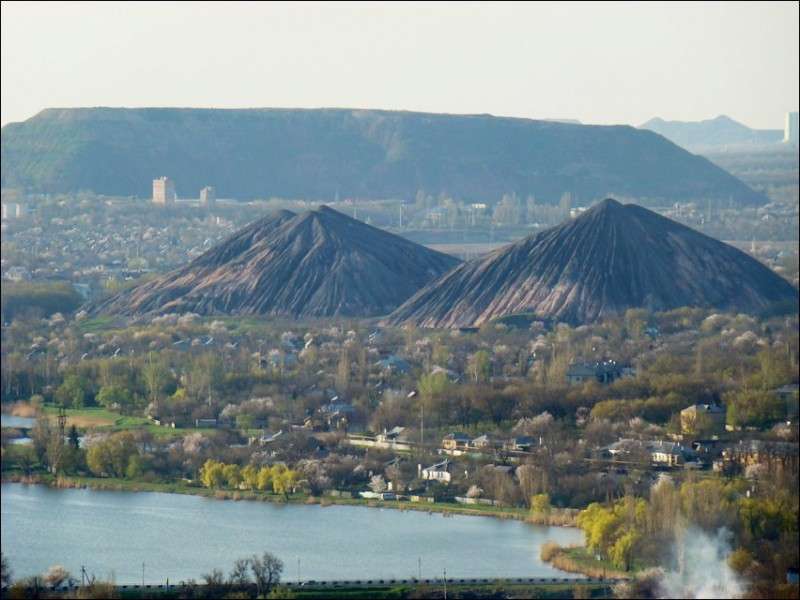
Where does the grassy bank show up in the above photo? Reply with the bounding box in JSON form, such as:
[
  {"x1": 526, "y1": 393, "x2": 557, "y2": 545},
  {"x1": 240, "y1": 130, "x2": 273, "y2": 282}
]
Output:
[{"x1": 540, "y1": 544, "x2": 633, "y2": 580}]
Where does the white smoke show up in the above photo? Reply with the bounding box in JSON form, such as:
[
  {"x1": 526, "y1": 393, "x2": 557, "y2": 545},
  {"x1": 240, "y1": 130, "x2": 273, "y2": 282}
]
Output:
[{"x1": 659, "y1": 527, "x2": 744, "y2": 599}]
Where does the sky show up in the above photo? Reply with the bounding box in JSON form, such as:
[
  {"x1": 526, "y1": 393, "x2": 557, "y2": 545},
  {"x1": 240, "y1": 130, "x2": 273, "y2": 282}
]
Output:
[{"x1": 1, "y1": 1, "x2": 798, "y2": 129}]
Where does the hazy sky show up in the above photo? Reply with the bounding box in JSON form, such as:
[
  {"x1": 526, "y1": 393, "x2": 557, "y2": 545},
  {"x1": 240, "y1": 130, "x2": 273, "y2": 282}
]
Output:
[{"x1": 2, "y1": 1, "x2": 798, "y2": 128}]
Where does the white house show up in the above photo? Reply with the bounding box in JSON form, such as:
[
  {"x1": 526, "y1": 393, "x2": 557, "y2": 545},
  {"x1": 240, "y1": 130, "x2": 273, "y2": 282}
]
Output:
[{"x1": 420, "y1": 460, "x2": 452, "y2": 483}]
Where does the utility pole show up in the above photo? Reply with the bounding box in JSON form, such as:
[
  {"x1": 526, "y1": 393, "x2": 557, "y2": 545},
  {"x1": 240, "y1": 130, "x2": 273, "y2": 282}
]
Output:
[
  {"x1": 142, "y1": 561, "x2": 145, "y2": 587},
  {"x1": 418, "y1": 557, "x2": 421, "y2": 580},
  {"x1": 297, "y1": 557, "x2": 301, "y2": 584},
  {"x1": 57, "y1": 406, "x2": 67, "y2": 437},
  {"x1": 443, "y1": 568, "x2": 447, "y2": 600}
]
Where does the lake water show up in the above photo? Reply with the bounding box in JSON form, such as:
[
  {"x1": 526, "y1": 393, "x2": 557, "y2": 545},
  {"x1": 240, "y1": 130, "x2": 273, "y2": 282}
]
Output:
[
  {"x1": 1, "y1": 415, "x2": 36, "y2": 429},
  {"x1": 1, "y1": 483, "x2": 582, "y2": 584}
]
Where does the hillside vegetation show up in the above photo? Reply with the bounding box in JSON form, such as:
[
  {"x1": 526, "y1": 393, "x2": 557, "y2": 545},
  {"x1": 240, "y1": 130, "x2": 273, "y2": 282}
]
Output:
[{"x1": 1, "y1": 107, "x2": 765, "y2": 205}]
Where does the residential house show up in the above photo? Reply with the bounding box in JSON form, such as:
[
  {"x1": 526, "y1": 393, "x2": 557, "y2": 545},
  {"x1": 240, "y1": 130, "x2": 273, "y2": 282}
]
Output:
[
  {"x1": 566, "y1": 360, "x2": 634, "y2": 385},
  {"x1": 375, "y1": 355, "x2": 411, "y2": 374},
  {"x1": 503, "y1": 436, "x2": 536, "y2": 452},
  {"x1": 471, "y1": 434, "x2": 496, "y2": 450},
  {"x1": 565, "y1": 362, "x2": 597, "y2": 385},
  {"x1": 420, "y1": 460, "x2": 452, "y2": 483},
  {"x1": 377, "y1": 426, "x2": 407, "y2": 444},
  {"x1": 649, "y1": 440, "x2": 688, "y2": 466},
  {"x1": 442, "y1": 432, "x2": 471, "y2": 451}
]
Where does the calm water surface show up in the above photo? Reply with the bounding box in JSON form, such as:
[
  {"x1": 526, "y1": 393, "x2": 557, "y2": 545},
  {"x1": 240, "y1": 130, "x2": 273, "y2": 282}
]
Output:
[
  {"x1": 1, "y1": 415, "x2": 36, "y2": 428},
  {"x1": 1, "y1": 483, "x2": 582, "y2": 584}
]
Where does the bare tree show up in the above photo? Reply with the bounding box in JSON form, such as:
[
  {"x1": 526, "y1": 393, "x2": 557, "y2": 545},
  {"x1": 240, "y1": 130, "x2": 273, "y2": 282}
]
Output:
[
  {"x1": 228, "y1": 558, "x2": 251, "y2": 587},
  {"x1": 202, "y1": 568, "x2": 226, "y2": 597},
  {"x1": 250, "y1": 552, "x2": 283, "y2": 597},
  {"x1": 1, "y1": 552, "x2": 11, "y2": 587}
]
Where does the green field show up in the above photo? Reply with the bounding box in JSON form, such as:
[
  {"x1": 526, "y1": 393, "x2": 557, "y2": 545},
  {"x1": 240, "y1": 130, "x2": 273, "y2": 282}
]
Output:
[{"x1": 39, "y1": 405, "x2": 200, "y2": 437}]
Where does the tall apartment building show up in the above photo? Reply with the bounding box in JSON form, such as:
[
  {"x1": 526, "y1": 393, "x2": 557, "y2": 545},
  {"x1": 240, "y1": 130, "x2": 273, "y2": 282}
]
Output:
[
  {"x1": 785, "y1": 111, "x2": 799, "y2": 145},
  {"x1": 152, "y1": 176, "x2": 176, "y2": 205},
  {"x1": 200, "y1": 186, "x2": 216, "y2": 207}
]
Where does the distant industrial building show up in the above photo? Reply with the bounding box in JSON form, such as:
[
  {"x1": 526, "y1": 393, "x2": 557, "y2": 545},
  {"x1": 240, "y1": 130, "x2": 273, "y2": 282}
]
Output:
[
  {"x1": 152, "y1": 176, "x2": 176, "y2": 205},
  {"x1": 200, "y1": 186, "x2": 216, "y2": 207},
  {"x1": 785, "y1": 111, "x2": 799, "y2": 144}
]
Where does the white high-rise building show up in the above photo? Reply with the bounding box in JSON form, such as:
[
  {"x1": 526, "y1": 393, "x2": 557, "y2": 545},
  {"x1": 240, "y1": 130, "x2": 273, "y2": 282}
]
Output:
[
  {"x1": 784, "y1": 111, "x2": 799, "y2": 144},
  {"x1": 200, "y1": 186, "x2": 216, "y2": 207},
  {"x1": 152, "y1": 176, "x2": 176, "y2": 205}
]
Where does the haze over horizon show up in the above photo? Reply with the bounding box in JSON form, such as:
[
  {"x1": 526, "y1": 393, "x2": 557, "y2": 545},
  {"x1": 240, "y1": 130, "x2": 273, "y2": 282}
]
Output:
[{"x1": 2, "y1": 1, "x2": 798, "y2": 129}]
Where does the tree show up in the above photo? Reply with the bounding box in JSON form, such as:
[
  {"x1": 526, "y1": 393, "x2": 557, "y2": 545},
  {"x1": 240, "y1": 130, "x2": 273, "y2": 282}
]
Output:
[
  {"x1": 727, "y1": 548, "x2": 754, "y2": 575},
  {"x1": 202, "y1": 569, "x2": 227, "y2": 597},
  {"x1": 368, "y1": 474, "x2": 387, "y2": 493},
  {"x1": 273, "y1": 468, "x2": 298, "y2": 498},
  {"x1": 200, "y1": 459, "x2": 226, "y2": 489},
  {"x1": 530, "y1": 493, "x2": 551, "y2": 519},
  {"x1": 468, "y1": 351, "x2": 491, "y2": 384},
  {"x1": 725, "y1": 389, "x2": 784, "y2": 429},
  {"x1": 241, "y1": 464, "x2": 260, "y2": 490},
  {"x1": 86, "y1": 433, "x2": 139, "y2": 478},
  {"x1": 431, "y1": 343, "x2": 451, "y2": 368},
  {"x1": 125, "y1": 454, "x2": 144, "y2": 479},
  {"x1": 229, "y1": 558, "x2": 251, "y2": 587},
  {"x1": 55, "y1": 374, "x2": 91, "y2": 408},
  {"x1": 31, "y1": 416, "x2": 66, "y2": 474},
  {"x1": 256, "y1": 466, "x2": 274, "y2": 491},
  {"x1": 609, "y1": 530, "x2": 639, "y2": 571},
  {"x1": 68, "y1": 425, "x2": 80, "y2": 449},
  {"x1": 250, "y1": 552, "x2": 283, "y2": 597},
  {"x1": 223, "y1": 464, "x2": 242, "y2": 489},
  {"x1": 336, "y1": 349, "x2": 350, "y2": 391},
  {"x1": 96, "y1": 385, "x2": 134, "y2": 412},
  {"x1": 1, "y1": 552, "x2": 11, "y2": 587},
  {"x1": 45, "y1": 426, "x2": 67, "y2": 475},
  {"x1": 143, "y1": 352, "x2": 170, "y2": 410}
]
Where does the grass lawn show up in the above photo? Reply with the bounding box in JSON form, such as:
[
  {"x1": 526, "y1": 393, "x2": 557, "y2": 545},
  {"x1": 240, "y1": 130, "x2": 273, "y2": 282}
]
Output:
[
  {"x1": 42, "y1": 406, "x2": 149, "y2": 430},
  {"x1": 76, "y1": 315, "x2": 123, "y2": 334},
  {"x1": 38, "y1": 405, "x2": 231, "y2": 439},
  {"x1": 552, "y1": 547, "x2": 637, "y2": 580}
]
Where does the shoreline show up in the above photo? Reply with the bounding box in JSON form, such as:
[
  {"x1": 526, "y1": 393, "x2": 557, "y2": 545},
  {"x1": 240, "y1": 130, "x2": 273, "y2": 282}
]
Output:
[
  {"x1": 541, "y1": 544, "x2": 633, "y2": 580},
  {"x1": 2, "y1": 473, "x2": 579, "y2": 526}
]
